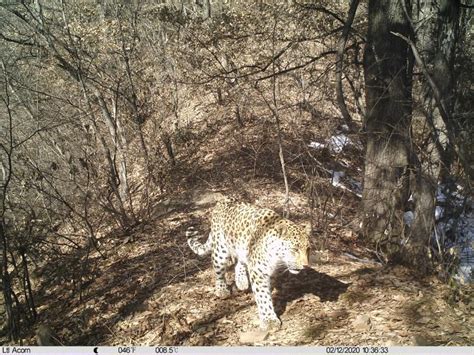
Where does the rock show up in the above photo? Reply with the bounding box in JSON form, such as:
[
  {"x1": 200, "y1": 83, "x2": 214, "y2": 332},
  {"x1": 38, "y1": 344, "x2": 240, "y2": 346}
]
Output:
[
  {"x1": 417, "y1": 317, "x2": 431, "y2": 324},
  {"x1": 352, "y1": 314, "x2": 371, "y2": 331},
  {"x1": 195, "y1": 326, "x2": 207, "y2": 334},
  {"x1": 301, "y1": 293, "x2": 320, "y2": 302},
  {"x1": 36, "y1": 325, "x2": 57, "y2": 346},
  {"x1": 329, "y1": 310, "x2": 346, "y2": 319},
  {"x1": 309, "y1": 254, "x2": 319, "y2": 265},
  {"x1": 411, "y1": 334, "x2": 430, "y2": 346},
  {"x1": 239, "y1": 329, "x2": 269, "y2": 344}
]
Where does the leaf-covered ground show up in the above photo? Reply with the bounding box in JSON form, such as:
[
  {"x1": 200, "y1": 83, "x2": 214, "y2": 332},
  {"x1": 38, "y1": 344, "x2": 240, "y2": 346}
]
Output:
[
  {"x1": 10, "y1": 110, "x2": 474, "y2": 347},
  {"x1": 24, "y1": 187, "x2": 473, "y2": 346}
]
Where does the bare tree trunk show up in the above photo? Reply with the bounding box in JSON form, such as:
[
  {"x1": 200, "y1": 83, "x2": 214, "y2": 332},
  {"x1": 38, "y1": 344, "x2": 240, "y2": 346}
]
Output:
[
  {"x1": 202, "y1": 0, "x2": 211, "y2": 19},
  {"x1": 94, "y1": 90, "x2": 132, "y2": 211},
  {"x1": 409, "y1": 0, "x2": 460, "y2": 260},
  {"x1": 362, "y1": 0, "x2": 414, "y2": 263},
  {"x1": 271, "y1": 15, "x2": 289, "y2": 216},
  {"x1": 21, "y1": 249, "x2": 37, "y2": 321},
  {"x1": 1, "y1": 223, "x2": 19, "y2": 341},
  {"x1": 235, "y1": 105, "x2": 244, "y2": 127},
  {"x1": 336, "y1": 0, "x2": 359, "y2": 129},
  {"x1": 417, "y1": 0, "x2": 459, "y2": 175},
  {"x1": 79, "y1": 80, "x2": 132, "y2": 229}
]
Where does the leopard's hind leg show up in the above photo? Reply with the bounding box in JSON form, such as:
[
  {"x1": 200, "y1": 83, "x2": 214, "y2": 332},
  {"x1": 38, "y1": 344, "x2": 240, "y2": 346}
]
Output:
[{"x1": 211, "y1": 231, "x2": 231, "y2": 298}]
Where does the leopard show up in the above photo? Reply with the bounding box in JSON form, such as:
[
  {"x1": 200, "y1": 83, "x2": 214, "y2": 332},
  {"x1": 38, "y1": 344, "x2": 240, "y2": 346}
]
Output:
[{"x1": 187, "y1": 198, "x2": 311, "y2": 330}]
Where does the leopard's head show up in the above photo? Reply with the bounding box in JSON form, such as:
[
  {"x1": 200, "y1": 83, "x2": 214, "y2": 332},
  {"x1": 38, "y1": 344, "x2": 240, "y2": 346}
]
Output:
[{"x1": 274, "y1": 220, "x2": 311, "y2": 274}]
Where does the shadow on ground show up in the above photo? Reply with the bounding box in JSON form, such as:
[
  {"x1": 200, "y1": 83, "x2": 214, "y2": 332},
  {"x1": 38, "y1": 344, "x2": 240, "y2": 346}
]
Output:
[
  {"x1": 274, "y1": 268, "x2": 349, "y2": 317},
  {"x1": 34, "y1": 213, "x2": 210, "y2": 345}
]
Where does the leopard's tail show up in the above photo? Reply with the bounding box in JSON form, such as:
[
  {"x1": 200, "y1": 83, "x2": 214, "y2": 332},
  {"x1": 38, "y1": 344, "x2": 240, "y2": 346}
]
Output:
[{"x1": 186, "y1": 227, "x2": 212, "y2": 256}]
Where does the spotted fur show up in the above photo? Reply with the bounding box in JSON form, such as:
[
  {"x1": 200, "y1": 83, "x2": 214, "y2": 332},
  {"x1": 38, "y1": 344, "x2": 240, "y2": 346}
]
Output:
[{"x1": 187, "y1": 198, "x2": 311, "y2": 330}]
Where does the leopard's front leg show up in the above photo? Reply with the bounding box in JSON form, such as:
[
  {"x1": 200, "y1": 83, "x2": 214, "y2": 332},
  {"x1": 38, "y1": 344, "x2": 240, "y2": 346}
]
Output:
[
  {"x1": 249, "y1": 269, "x2": 281, "y2": 330},
  {"x1": 234, "y1": 261, "x2": 249, "y2": 290}
]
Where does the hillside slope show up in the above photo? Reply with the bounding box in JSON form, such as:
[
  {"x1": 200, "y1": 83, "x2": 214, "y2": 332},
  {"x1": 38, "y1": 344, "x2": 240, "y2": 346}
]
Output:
[{"x1": 10, "y1": 101, "x2": 471, "y2": 346}]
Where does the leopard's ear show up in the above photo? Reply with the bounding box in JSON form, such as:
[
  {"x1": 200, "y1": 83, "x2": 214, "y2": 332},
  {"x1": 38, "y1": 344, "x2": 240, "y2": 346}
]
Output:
[{"x1": 303, "y1": 221, "x2": 312, "y2": 236}]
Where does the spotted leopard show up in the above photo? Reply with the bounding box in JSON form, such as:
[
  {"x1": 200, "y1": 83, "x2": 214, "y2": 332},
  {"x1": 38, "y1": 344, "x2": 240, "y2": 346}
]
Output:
[{"x1": 187, "y1": 198, "x2": 311, "y2": 330}]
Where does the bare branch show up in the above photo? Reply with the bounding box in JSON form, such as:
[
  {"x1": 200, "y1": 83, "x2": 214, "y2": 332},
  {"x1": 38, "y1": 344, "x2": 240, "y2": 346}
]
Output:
[
  {"x1": 256, "y1": 50, "x2": 336, "y2": 82},
  {"x1": 0, "y1": 32, "x2": 35, "y2": 46}
]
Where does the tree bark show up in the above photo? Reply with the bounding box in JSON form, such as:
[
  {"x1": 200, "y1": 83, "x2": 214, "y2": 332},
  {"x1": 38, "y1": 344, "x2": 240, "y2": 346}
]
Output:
[
  {"x1": 362, "y1": 0, "x2": 414, "y2": 262},
  {"x1": 335, "y1": 0, "x2": 359, "y2": 128}
]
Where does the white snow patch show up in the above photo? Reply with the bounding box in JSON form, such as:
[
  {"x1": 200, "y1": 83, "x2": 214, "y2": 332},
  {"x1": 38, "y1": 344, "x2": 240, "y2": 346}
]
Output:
[
  {"x1": 329, "y1": 134, "x2": 351, "y2": 154},
  {"x1": 328, "y1": 170, "x2": 362, "y2": 198},
  {"x1": 405, "y1": 184, "x2": 473, "y2": 284},
  {"x1": 436, "y1": 187, "x2": 447, "y2": 202},
  {"x1": 458, "y1": 264, "x2": 474, "y2": 284},
  {"x1": 455, "y1": 211, "x2": 474, "y2": 284},
  {"x1": 403, "y1": 211, "x2": 415, "y2": 227},
  {"x1": 435, "y1": 206, "x2": 444, "y2": 220},
  {"x1": 348, "y1": 178, "x2": 362, "y2": 195},
  {"x1": 331, "y1": 170, "x2": 345, "y2": 188},
  {"x1": 434, "y1": 184, "x2": 474, "y2": 284},
  {"x1": 308, "y1": 133, "x2": 352, "y2": 154},
  {"x1": 437, "y1": 184, "x2": 465, "y2": 207},
  {"x1": 308, "y1": 141, "x2": 325, "y2": 149}
]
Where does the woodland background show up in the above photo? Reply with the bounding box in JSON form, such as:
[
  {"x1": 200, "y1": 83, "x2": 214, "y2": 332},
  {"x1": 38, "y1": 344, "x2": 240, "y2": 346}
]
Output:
[{"x1": 0, "y1": 0, "x2": 473, "y2": 346}]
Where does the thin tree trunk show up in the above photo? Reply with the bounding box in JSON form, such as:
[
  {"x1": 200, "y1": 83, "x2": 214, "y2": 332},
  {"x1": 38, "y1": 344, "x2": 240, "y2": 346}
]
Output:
[
  {"x1": 21, "y1": 249, "x2": 37, "y2": 320},
  {"x1": 235, "y1": 105, "x2": 244, "y2": 127},
  {"x1": 409, "y1": 0, "x2": 460, "y2": 258},
  {"x1": 79, "y1": 82, "x2": 131, "y2": 229},
  {"x1": 336, "y1": 0, "x2": 359, "y2": 128},
  {"x1": 202, "y1": 0, "x2": 211, "y2": 19},
  {"x1": 1, "y1": 223, "x2": 18, "y2": 341},
  {"x1": 272, "y1": 15, "x2": 290, "y2": 216},
  {"x1": 94, "y1": 90, "x2": 131, "y2": 207}
]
